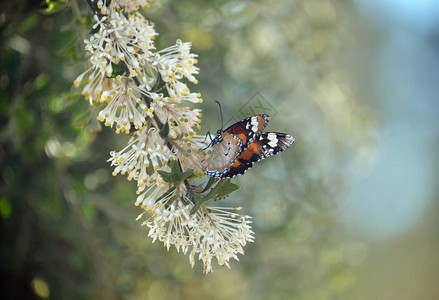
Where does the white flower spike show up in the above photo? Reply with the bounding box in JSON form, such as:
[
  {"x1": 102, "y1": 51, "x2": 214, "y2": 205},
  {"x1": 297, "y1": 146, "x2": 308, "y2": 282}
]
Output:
[{"x1": 76, "y1": 0, "x2": 253, "y2": 273}]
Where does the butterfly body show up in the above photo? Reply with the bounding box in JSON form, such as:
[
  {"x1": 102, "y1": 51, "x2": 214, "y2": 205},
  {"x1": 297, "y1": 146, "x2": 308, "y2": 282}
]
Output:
[{"x1": 206, "y1": 114, "x2": 294, "y2": 178}]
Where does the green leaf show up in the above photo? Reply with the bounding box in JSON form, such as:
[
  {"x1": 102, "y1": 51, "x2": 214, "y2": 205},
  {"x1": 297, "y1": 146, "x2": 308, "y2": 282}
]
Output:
[
  {"x1": 180, "y1": 169, "x2": 194, "y2": 182},
  {"x1": 159, "y1": 121, "x2": 169, "y2": 139},
  {"x1": 215, "y1": 180, "x2": 240, "y2": 198},
  {"x1": 157, "y1": 160, "x2": 194, "y2": 185},
  {"x1": 151, "y1": 72, "x2": 165, "y2": 92},
  {"x1": 145, "y1": 163, "x2": 155, "y2": 176},
  {"x1": 190, "y1": 179, "x2": 241, "y2": 214},
  {"x1": 190, "y1": 194, "x2": 205, "y2": 215},
  {"x1": 170, "y1": 159, "x2": 182, "y2": 182},
  {"x1": 201, "y1": 176, "x2": 218, "y2": 193},
  {"x1": 156, "y1": 186, "x2": 176, "y2": 203},
  {"x1": 157, "y1": 169, "x2": 173, "y2": 183},
  {"x1": 42, "y1": 0, "x2": 67, "y2": 14},
  {"x1": 202, "y1": 179, "x2": 227, "y2": 202},
  {"x1": 202, "y1": 179, "x2": 240, "y2": 201}
]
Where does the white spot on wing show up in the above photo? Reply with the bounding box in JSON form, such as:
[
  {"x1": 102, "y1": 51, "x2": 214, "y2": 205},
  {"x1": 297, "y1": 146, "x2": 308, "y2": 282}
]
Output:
[
  {"x1": 267, "y1": 133, "x2": 278, "y2": 142},
  {"x1": 251, "y1": 117, "x2": 258, "y2": 126},
  {"x1": 268, "y1": 140, "x2": 277, "y2": 148}
]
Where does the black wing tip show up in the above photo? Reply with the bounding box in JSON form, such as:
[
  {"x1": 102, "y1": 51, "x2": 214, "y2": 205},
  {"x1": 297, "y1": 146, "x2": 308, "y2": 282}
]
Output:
[
  {"x1": 245, "y1": 114, "x2": 269, "y2": 120},
  {"x1": 261, "y1": 114, "x2": 270, "y2": 122},
  {"x1": 284, "y1": 134, "x2": 295, "y2": 146}
]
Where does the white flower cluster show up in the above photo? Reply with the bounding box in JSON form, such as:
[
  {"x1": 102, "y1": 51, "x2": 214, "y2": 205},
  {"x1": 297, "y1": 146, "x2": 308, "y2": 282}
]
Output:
[
  {"x1": 75, "y1": 0, "x2": 254, "y2": 273},
  {"x1": 136, "y1": 183, "x2": 254, "y2": 273}
]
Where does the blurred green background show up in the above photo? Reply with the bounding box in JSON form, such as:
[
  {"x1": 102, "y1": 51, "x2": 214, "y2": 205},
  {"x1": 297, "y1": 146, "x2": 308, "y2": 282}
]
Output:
[{"x1": 1, "y1": 0, "x2": 438, "y2": 299}]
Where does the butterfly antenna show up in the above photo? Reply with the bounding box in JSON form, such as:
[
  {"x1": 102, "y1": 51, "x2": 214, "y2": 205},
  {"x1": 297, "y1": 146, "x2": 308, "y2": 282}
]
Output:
[{"x1": 215, "y1": 100, "x2": 224, "y2": 130}]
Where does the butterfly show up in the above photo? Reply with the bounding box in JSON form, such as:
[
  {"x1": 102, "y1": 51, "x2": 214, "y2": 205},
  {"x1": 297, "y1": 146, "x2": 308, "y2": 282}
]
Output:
[{"x1": 205, "y1": 114, "x2": 294, "y2": 178}]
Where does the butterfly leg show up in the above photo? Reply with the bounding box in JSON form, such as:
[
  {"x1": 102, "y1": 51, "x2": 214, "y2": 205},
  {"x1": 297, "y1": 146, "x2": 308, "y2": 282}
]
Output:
[{"x1": 202, "y1": 131, "x2": 213, "y2": 150}]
